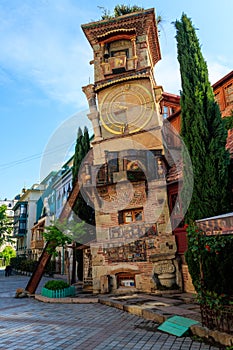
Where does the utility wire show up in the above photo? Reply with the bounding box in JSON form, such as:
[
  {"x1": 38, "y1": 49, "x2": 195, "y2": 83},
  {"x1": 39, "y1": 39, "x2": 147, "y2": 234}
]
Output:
[{"x1": 0, "y1": 141, "x2": 75, "y2": 171}]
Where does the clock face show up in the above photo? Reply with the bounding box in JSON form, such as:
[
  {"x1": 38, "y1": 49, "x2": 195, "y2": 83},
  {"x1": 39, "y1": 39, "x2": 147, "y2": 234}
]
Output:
[{"x1": 99, "y1": 82, "x2": 155, "y2": 135}]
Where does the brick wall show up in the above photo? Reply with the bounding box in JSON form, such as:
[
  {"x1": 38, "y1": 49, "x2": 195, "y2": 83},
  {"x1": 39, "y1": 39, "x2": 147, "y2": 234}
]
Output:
[{"x1": 181, "y1": 264, "x2": 196, "y2": 293}]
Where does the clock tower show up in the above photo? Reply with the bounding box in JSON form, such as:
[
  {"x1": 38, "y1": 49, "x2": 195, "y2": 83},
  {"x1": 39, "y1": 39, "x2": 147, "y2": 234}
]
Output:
[{"x1": 81, "y1": 8, "x2": 180, "y2": 293}]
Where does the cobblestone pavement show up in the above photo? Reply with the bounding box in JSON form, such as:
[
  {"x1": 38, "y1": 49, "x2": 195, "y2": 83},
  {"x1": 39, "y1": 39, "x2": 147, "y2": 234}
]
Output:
[{"x1": 0, "y1": 271, "x2": 221, "y2": 350}]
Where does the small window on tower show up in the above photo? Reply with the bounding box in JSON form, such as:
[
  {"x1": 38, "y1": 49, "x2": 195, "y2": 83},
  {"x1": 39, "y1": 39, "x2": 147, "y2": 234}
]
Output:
[{"x1": 118, "y1": 208, "x2": 144, "y2": 224}]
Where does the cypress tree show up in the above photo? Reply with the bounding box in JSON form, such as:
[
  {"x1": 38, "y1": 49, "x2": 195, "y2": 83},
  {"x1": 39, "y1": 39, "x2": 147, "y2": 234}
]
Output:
[
  {"x1": 82, "y1": 126, "x2": 90, "y2": 156},
  {"x1": 72, "y1": 127, "x2": 95, "y2": 228},
  {"x1": 70, "y1": 127, "x2": 94, "y2": 283},
  {"x1": 175, "y1": 14, "x2": 231, "y2": 222},
  {"x1": 72, "y1": 127, "x2": 83, "y2": 187}
]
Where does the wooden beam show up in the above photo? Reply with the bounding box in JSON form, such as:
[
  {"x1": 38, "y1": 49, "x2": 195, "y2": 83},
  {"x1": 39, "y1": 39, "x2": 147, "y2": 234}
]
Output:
[{"x1": 25, "y1": 181, "x2": 81, "y2": 294}]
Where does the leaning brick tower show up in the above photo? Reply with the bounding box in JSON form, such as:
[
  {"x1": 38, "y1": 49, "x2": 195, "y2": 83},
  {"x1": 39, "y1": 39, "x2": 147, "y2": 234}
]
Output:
[{"x1": 81, "y1": 8, "x2": 180, "y2": 294}]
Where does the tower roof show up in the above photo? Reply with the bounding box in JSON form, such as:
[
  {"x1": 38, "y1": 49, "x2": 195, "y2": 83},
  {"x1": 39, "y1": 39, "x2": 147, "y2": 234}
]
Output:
[{"x1": 82, "y1": 8, "x2": 161, "y2": 66}]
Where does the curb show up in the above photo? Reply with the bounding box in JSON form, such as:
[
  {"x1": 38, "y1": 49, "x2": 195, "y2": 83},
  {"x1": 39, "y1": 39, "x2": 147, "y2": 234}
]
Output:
[
  {"x1": 99, "y1": 297, "x2": 233, "y2": 348},
  {"x1": 35, "y1": 294, "x2": 99, "y2": 303},
  {"x1": 190, "y1": 324, "x2": 233, "y2": 348}
]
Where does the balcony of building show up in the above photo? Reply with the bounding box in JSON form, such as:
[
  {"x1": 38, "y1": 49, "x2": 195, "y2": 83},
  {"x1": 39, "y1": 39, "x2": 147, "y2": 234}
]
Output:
[
  {"x1": 30, "y1": 239, "x2": 44, "y2": 250},
  {"x1": 12, "y1": 225, "x2": 27, "y2": 238},
  {"x1": 30, "y1": 218, "x2": 45, "y2": 252}
]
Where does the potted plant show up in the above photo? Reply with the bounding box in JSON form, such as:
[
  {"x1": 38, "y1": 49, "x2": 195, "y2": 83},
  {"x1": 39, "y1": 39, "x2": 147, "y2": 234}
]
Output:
[{"x1": 41, "y1": 280, "x2": 76, "y2": 298}]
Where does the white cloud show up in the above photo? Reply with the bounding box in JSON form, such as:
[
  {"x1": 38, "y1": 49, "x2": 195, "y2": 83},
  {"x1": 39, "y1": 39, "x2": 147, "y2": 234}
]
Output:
[
  {"x1": 1, "y1": 1, "x2": 231, "y2": 108},
  {"x1": 0, "y1": 1, "x2": 94, "y2": 108},
  {"x1": 207, "y1": 59, "x2": 231, "y2": 85}
]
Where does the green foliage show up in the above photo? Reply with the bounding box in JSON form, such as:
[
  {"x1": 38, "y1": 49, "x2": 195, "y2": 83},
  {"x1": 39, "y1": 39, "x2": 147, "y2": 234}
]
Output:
[
  {"x1": 197, "y1": 290, "x2": 231, "y2": 311},
  {"x1": 72, "y1": 127, "x2": 84, "y2": 186},
  {"x1": 10, "y1": 257, "x2": 55, "y2": 275},
  {"x1": 72, "y1": 126, "x2": 90, "y2": 187},
  {"x1": 10, "y1": 256, "x2": 25, "y2": 270},
  {"x1": 10, "y1": 257, "x2": 37, "y2": 272},
  {"x1": 63, "y1": 219, "x2": 86, "y2": 242},
  {"x1": 114, "y1": 4, "x2": 144, "y2": 17},
  {"x1": 185, "y1": 224, "x2": 233, "y2": 309},
  {"x1": 82, "y1": 126, "x2": 90, "y2": 155},
  {"x1": 2, "y1": 246, "x2": 16, "y2": 265},
  {"x1": 175, "y1": 14, "x2": 231, "y2": 223},
  {"x1": 99, "y1": 4, "x2": 144, "y2": 20},
  {"x1": 0, "y1": 205, "x2": 13, "y2": 246},
  {"x1": 42, "y1": 221, "x2": 72, "y2": 256},
  {"x1": 223, "y1": 112, "x2": 233, "y2": 130},
  {"x1": 72, "y1": 191, "x2": 95, "y2": 227},
  {"x1": 44, "y1": 280, "x2": 69, "y2": 290},
  {"x1": 42, "y1": 219, "x2": 86, "y2": 255},
  {"x1": 72, "y1": 126, "x2": 95, "y2": 228}
]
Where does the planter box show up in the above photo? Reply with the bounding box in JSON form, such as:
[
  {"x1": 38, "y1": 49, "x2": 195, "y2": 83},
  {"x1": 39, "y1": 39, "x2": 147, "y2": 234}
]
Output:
[{"x1": 41, "y1": 286, "x2": 76, "y2": 298}]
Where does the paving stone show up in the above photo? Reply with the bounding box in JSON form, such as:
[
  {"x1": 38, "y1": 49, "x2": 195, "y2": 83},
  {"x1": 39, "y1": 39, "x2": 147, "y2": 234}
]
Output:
[{"x1": 0, "y1": 270, "x2": 223, "y2": 349}]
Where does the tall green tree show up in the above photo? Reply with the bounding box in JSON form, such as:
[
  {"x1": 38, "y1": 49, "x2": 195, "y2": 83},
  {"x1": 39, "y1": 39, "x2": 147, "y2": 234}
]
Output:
[
  {"x1": 72, "y1": 127, "x2": 95, "y2": 227},
  {"x1": 71, "y1": 127, "x2": 94, "y2": 283},
  {"x1": 72, "y1": 127, "x2": 84, "y2": 187},
  {"x1": 2, "y1": 246, "x2": 16, "y2": 265},
  {"x1": 82, "y1": 126, "x2": 90, "y2": 156},
  {"x1": 175, "y1": 14, "x2": 231, "y2": 223},
  {"x1": 0, "y1": 205, "x2": 13, "y2": 246}
]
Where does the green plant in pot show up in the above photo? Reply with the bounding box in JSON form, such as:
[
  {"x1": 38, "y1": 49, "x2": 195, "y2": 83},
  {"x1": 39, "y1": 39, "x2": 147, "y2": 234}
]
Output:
[
  {"x1": 42, "y1": 280, "x2": 75, "y2": 298},
  {"x1": 44, "y1": 280, "x2": 70, "y2": 290}
]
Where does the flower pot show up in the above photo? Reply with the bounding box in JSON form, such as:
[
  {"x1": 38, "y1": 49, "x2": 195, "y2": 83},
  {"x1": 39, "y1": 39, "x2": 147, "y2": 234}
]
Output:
[{"x1": 41, "y1": 286, "x2": 76, "y2": 298}]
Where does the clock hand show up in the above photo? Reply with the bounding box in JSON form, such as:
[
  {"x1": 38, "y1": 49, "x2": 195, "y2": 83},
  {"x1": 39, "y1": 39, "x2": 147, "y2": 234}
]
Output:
[{"x1": 113, "y1": 103, "x2": 128, "y2": 112}]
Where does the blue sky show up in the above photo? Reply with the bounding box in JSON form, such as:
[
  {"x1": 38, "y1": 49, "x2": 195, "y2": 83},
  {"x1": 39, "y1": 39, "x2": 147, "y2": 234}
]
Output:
[{"x1": 0, "y1": 0, "x2": 232, "y2": 200}]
